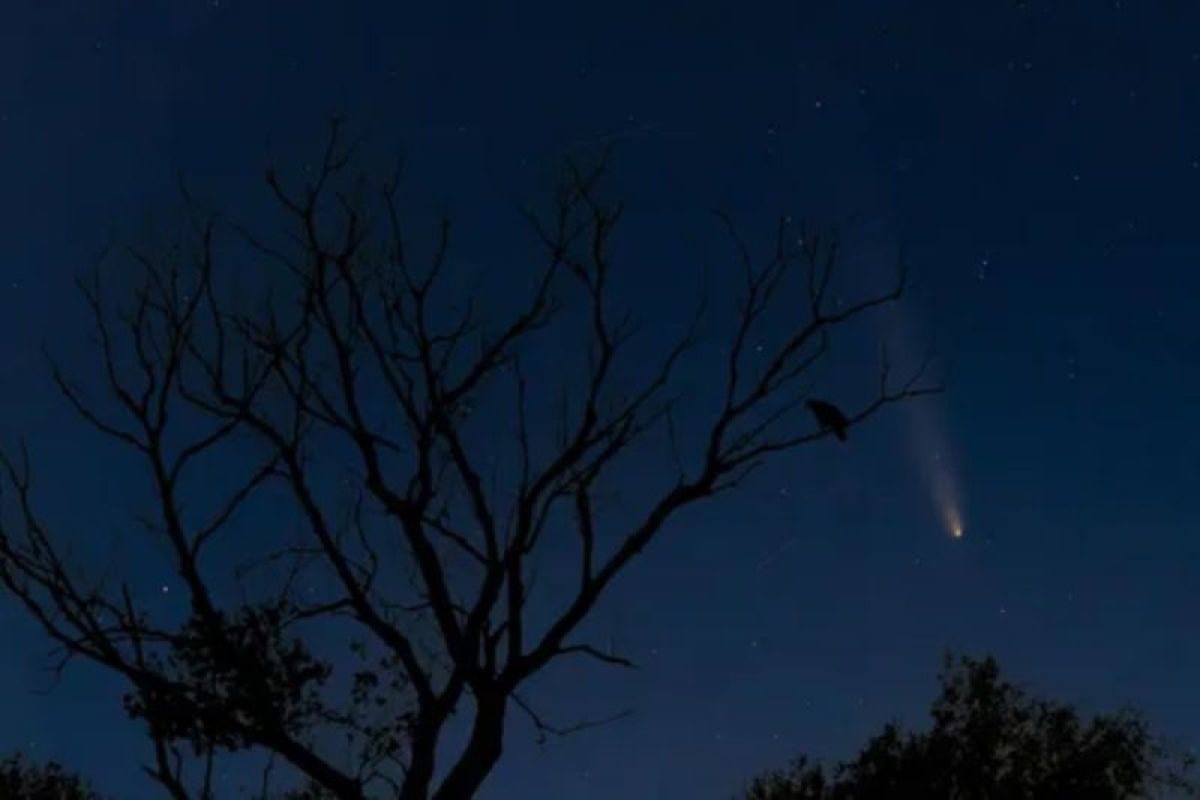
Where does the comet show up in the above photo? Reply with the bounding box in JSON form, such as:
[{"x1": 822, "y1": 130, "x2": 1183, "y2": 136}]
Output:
[
  {"x1": 828, "y1": 226, "x2": 967, "y2": 542},
  {"x1": 866, "y1": 255, "x2": 966, "y2": 542},
  {"x1": 930, "y1": 455, "x2": 965, "y2": 540}
]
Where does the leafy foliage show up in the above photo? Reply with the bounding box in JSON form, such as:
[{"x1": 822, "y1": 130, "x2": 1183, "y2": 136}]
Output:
[
  {"x1": 743, "y1": 655, "x2": 1197, "y2": 800},
  {"x1": 121, "y1": 601, "x2": 334, "y2": 752},
  {"x1": 0, "y1": 752, "x2": 102, "y2": 800}
]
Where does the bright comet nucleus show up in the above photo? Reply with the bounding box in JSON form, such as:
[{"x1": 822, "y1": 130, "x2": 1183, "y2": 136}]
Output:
[{"x1": 942, "y1": 503, "x2": 965, "y2": 539}]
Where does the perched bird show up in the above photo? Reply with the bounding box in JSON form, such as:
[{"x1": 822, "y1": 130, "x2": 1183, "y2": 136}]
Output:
[{"x1": 806, "y1": 399, "x2": 850, "y2": 442}]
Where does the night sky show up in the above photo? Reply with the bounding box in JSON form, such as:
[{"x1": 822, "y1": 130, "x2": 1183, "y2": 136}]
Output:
[{"x1": 3, "y1": 1, "x2": 1200, "y2": 798}]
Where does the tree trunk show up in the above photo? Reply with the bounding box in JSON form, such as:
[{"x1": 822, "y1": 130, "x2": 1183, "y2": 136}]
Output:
[
  {"x1": 431, "y1": 694, "x2": 506, "y2": 800},
  {"x1": 399, "y1": 715, "x2": 441, "y2": 800}
]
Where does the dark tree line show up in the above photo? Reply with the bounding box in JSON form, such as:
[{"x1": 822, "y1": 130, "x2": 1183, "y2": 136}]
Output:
[
  {"x1": 0, "y1": 120, "x2": 932, "y2": 799},
  {"x1": 5, "y1": 654, "x2": 1192, "y2": 799}
]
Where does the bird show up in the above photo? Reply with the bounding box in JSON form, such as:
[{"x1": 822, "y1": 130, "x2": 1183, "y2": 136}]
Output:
[{"x1": 806, "y1": 399, "x2": 850, "y2": 442}]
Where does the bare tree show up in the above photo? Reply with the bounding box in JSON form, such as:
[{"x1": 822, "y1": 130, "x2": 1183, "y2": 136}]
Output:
[{"x1": 0, "y1": 120, "x2": 936, "y2": 800}]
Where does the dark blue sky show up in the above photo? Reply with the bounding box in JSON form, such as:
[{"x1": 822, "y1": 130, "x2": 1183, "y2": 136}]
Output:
[{"x1": 2, "y1": 1, "x2": 1199, "y2": 798}]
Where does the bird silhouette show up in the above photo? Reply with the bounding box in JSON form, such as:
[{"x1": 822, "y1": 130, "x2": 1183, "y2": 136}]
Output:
[{"x1": 806, "y1": 399, "x2": 850, "y2": 442}]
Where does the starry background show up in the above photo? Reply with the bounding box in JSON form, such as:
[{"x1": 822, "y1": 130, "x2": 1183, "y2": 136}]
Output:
[{"x1": 2, "y1": 1, "x2": 1199, "y2": 798}]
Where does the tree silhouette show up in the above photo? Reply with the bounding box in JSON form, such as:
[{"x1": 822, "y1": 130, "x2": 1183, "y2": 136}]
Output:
[
  {"x1": 0, "y1": 119, "x2": 934, "y2": 800},
  {"x1": 0, "y1": 752, "x2": 102, "y2": 800},
  {"x1": 742, "y1": 654, "x2": 1198, "y2": 800}
]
